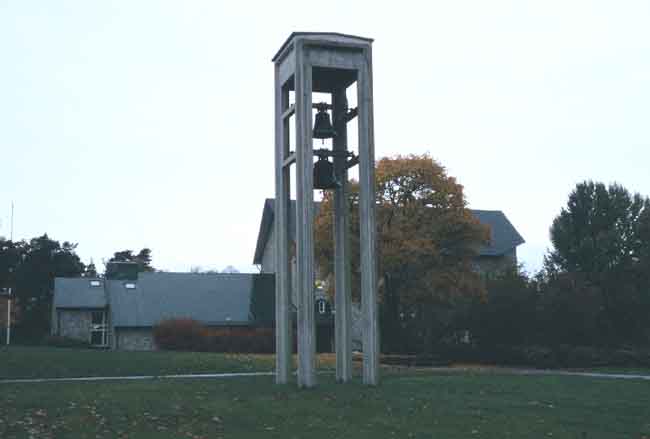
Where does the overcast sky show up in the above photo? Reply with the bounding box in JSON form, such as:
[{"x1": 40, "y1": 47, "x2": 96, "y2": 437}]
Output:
[{"x1": 1, "y1": 1, "x2": 649, "y2": 274}]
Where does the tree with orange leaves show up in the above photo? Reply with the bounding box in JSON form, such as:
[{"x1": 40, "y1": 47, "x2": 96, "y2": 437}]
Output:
[{"x1": 315, "y1": 153, "x2": 489, "y2": 353}]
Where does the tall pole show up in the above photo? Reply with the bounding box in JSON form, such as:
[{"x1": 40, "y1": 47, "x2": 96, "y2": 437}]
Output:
[
  {"x1": 359, "y1": 48, "x2": 379, "y2": 385},
  {"x1": 5, "y1": 291, "x2": 9, "y2": 346},
  {"x1": 274, "y1": 68, "x2": 292, "y2": 384},
  {"x1": 10, "y1": 201, "x2": 14, "y2": 241},
  {"x1": 333, "y1": 88, "x2": 353, "y2": 382},
  {"x1": 6, "y1": 202, "x2": 13, "y2": 345},
  {"x1": 294, "y1": 41, "x2": 317, "y2": 388}
]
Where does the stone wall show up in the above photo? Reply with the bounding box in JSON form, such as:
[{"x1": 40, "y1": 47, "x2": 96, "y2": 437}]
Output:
[
  {"x1": 115, "y1": 328, "x2": 157, "y2": 351},
  {"x1": 58, "y1": 310, "x2": 93, "y2": 342}
]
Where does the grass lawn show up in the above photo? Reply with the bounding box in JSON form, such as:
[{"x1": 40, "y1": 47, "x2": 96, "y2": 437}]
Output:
[
  {"x1": 0, "y1": 347, "x2": 281, "y2": 379},
  {"x1": 1, "y1": 372, "x2": 649, "y2": 439},
  {"x1": 1, "y1": 347, "x2": 351, "y2": 380},
  {"x1": 2, "y1": 347, "x2": 649, "y2": 438}
]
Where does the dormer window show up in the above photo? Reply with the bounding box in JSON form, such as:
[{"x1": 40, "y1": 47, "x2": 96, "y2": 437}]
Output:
[
  {"x1": 89, "y1": 280, "x2": 101, "y2": 287},
  {"x1": 124, "y1": 282, "x2": 136, "y2": 290}
]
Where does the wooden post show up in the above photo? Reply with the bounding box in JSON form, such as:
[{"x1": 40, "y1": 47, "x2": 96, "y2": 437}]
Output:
[
  {"x1": 332, "y1": 87, "x2": 353, "y2": 382},
  {"x1": 294, "y1": 43, "x2": 317, "y2": 388},
  {"x1": 358, "y1": 48, "x2": 379, "y2": 386},
  {"x1": 274, "y1": 70, "x2": 291, "y2": 384}
]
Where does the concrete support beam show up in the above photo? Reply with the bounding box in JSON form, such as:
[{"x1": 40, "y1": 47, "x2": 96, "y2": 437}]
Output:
[
  {"x1": 332, "y1": 87, "x2": 353, "y2": 383},
  {"x1": 274, "y1": 69, "x2": 291, "y2": 384},
  {"x1": 358, "y1": 49, "x2": 380, "y2": 386},
  {"x1": 294, "y1": 44, "x2": 317, "y2": 388}
]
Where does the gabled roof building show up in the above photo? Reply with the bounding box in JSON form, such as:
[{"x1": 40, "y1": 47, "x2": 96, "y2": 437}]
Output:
[
  {"x1": 253, "y1": 198, "x2": 525, "y2": 351},
  {"x1": 254, "y1": 198, "x2": 525, "y2": 274},
  {"x1": 51, "y1": 269, "x2": 274, "y2": 350}
]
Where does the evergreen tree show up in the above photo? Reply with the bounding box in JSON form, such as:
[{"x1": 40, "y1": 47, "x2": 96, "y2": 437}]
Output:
[
  {"x1": 12, "y1": 235, "x2": 84, "y2": 336},
  {"x1": 107, "y1": 248, "x2": 155, "y2": 273},
  {"x1": 545, "y1": 181, "x2": 650, "y2": 345}
]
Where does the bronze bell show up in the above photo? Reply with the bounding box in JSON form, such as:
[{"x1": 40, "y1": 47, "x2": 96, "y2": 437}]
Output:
[
  {"x1": 313, "y1": 156, "x2": 338, "y2": 190},
  {"x1": 312, "y1": 104, "x2": 336, "y2": 139}
]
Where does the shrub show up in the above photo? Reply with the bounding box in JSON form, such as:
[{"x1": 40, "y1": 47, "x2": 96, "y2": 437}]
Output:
[
  {"x1": 610, "y1": 348, "x2": 650, "y2": 367},
  {"x1": 43, "y1": 335, "x2": 91, "y2": 348},
  {"x1": 8, "y1": 325, "x2": 49, "y2": 346},
  {"x1": 424, "y1": 343, "x2": 650, "y2": 369},
  {"x1": 467, "y1": 269, "x2": 538, "y2": 347},
  {"x1": 153, "y1": 319, "x2": 275, "y2": 353},
  {"x1": 153, "y1": 318, "x2": 207, "y2": 351}
]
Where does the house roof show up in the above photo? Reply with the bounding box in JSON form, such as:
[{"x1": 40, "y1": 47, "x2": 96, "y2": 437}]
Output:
[
  {"x1": 253, "y1": 198, "x2": 525, "y2": 264},
  {"x1": 253, "y1": 198, "x2": 312, "y2": 264},
  {"x1": 107, "y1": 272, "x2": 273, "y2": 327},
  {"x1": 470, "y1": 210, "x2": 525, "y2": 256},
  {"x1": 53, "y1": 278, "x2": 107, "y2": 309},
  {"x1": 53, "y1": 273, "x2": 275, "y2": 328}
]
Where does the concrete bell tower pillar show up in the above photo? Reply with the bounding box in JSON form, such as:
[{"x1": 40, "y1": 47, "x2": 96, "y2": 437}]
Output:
[{"x1": 273, "y1": 32, "x2": 379, "y2": 388}]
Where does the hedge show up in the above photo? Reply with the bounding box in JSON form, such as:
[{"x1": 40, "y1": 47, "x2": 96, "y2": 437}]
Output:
[
  {"x1": 153, "y1": 318, "x2": 274, "y2": 353},
  {"x1": 383, "y1": 344, "x2": 650, "y2": 369}
]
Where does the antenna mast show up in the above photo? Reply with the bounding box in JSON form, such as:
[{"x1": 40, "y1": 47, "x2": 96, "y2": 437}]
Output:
[
  {"x1": 6, "y1": 201, "x2": 14, "y2": 345},
  {"x1": 10, "y1": 201, "x2": 14, "y2": 241}
]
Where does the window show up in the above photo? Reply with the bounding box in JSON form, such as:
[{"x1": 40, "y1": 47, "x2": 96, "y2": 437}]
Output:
[
  {"x1": 90, "y1": 310, "x2": 108, "y2": 347},
  {"x1": 89, "y1": 280, "x2": 101, "y2": 287},
  {"x1": 317, "y1": 300, "x2": 326, "y2": 314}
]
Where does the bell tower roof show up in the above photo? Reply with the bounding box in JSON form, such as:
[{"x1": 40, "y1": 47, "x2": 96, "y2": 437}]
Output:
[{"x1": 272, "y1": 32, "x2": 374, "y2": 62}]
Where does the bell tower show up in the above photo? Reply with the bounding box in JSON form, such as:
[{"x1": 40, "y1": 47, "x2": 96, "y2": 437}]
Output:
[{"x1": 272, "y1": 32, "x2": 379, "y2": 388}]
